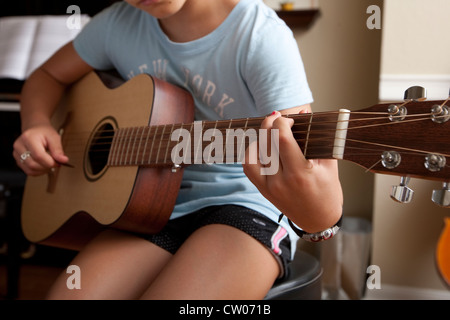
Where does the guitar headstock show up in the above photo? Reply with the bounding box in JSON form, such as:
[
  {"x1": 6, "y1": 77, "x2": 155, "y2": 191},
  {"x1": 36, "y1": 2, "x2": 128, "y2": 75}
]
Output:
[{"x1": 343, "y1": 86, "x2": 450, "y2": 207}]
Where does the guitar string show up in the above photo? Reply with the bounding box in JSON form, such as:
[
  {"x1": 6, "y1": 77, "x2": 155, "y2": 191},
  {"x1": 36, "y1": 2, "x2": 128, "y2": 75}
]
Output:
[
  {"x1": 59, "y1": 119, "x2": 442, "y2": 157},
  {"x1": 74, "y1": 98, "x2": 450, "y2": 166},
  {"x1": 83, "y1": 144, "x2": 450, "y2": 169},
  {"x1": 57, "y1": 110, "x2": 449, "y2": 165},
  {"x1": 61, "y1": 111, "x2": 445, "y2": 150},
  {"x1": 66, "y1": 139, "x2": 449, "y2": 168},
  {"x1": 59, "y1": 110, "x2": 442, "y2": 145},
  {"x1": 64, "y1": 114, "x2": 450, "y2": 162},
  {"x1": 82, "y1": 142, "x2": 448, "y2": 159},
  {"x1": 61, "y1": 126, "x2": 449, "y2": 167},
  {"x1": 75, "y1": 95, "x2": 450, "y2": 147}
]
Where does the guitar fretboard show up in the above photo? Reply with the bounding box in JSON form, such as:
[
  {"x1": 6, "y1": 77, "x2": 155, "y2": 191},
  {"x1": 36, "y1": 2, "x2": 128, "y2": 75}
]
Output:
[{"x1": 106, "y1": 112, "x2": 342, "y2": 167}]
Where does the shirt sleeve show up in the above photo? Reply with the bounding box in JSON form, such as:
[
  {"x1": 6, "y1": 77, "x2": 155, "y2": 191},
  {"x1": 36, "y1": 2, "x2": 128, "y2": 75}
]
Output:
[
  {"x1": 244, "y1": 20, "x2": 313, "y2": 115},
  {"x1": 72, "y1": 3, "x2": 120, "y2": 70}
]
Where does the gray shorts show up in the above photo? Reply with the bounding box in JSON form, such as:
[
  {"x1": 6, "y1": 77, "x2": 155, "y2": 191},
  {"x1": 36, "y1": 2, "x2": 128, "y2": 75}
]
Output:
[{"x1": 145, "y1": 205, "x2": 292, "y2": 279}]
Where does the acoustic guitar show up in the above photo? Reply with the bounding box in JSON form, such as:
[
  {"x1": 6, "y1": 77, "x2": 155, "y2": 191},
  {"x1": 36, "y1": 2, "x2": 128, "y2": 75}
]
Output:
[
  {"x1": 20, "y1": 72, "x2": 450, "y2": 284},
  {"x1": 21, "y1": 71, "x2": 194, "y2": 250}
]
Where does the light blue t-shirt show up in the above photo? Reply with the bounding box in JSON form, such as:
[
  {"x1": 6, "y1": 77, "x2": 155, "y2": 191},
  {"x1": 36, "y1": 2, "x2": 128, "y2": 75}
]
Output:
[{"x1": 73, "y1": 0, "x2": 313, "y2": 257}]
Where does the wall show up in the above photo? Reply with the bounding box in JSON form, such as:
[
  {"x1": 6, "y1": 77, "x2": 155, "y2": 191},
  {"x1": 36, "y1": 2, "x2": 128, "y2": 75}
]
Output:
[
  {"x1": 380, "y1": 0, "x2": 450, "y2": 76},
  {"x1": 293, "y1": 0, "x2": 383, "y2": 223},
  {"x1": 372, "y1": 0, "x2": 450, "y2": 295},
  {"x1": 290, "y1": 0, "x2": 450, "y2": 297},
  {"x1": 379, "y1": 0, "x2": 450, "y2": 101}
]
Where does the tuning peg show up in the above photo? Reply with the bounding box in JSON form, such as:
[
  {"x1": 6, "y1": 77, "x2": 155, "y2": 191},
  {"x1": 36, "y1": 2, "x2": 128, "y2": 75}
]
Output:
[
  {"x1": 431, "y1": 104, "x2": 450, "y2": 123},
  {"x1": 391, "y1": 176, "x2": 414, "y2": 203},
  {"x1": 432, "y1": 182, "x2": 450, "y2": 208},
  {"x1": 404, "y1": 86, "x2": 427, "y2": 101}
]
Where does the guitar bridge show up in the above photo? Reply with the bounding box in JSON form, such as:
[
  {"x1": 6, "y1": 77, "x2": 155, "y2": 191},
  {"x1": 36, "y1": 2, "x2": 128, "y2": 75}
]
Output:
[{"x1": 46, "y1": 167, "x2": 59, "y2": 193}]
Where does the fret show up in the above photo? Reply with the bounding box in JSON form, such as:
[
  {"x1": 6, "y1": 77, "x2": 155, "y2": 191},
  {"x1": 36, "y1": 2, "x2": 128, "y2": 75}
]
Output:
[
  {"x1": 123, "y1": 127, "x2": 135, "y2": 165},
  {"x1": 135, "y1": 126, "x2": 145, "y2": 165},
  {"x1": 204, "y1": 120, "x2": 218, "y2": 164},
  {"x1": 224, "y1": 119, "x2": 233, "y2": 163},
  {"x1": 142, "y1": 126, "x2": 151, "y2": 165},
  {"x1": 115, "y1": 129, "x2": 125, "y2": 166},
  {"x1": 193, "y1": 121, "x2": 203, "y2": 164},
  {"x1": 148, "y1": 126, "x2": 158, "y2": 165},
  {"x1": 172, "y1": 123, "x2": 185, "y2": 165},
  {"x1": 202, "y1": 120, "x2": 217, "y2": 164},
  {"x1": 108, "y1": 128, "x2": 119, "y2": 166},
  {"x1": 129, "y1": 127, "x2": 139, "y2": 165},
  {"x1": 119, "y1": 127, "x2": 131, "y2": 166},
  {"x1": 114, "y1": 128, "x2": 125, "y2": 166},
  {"x1": 163, "y1": 124, "x2": 175, "y2": 164},
  {"x1": 303, "y1": 113, "x2": 313, "y2": 157},
  {"x1": 187, "y1": 122, "x2": 194, "y2": 165},
  {"x1": 155, "y1": 125, "x2": 166, "y2": 164},
  {"x1": 237, "y1": 118, "x2": 250, "y2": 162}
]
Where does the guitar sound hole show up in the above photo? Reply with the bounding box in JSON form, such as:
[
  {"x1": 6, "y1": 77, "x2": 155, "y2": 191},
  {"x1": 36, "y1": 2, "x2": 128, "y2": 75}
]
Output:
[{"x1": 84, "y1": 121, "x2": 115, "y2": 180}]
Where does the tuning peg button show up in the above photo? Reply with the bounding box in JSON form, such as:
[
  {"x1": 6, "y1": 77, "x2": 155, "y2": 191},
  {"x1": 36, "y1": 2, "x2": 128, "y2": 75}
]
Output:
[
  {"x1": 404, "y1": 86, "x2": 427, "y2": 101},
  {"x1": 432, "y1": 182, "x2": 450, "y2": 208},
  {"x1": 391, "y1": 176, "x2": 414, "y2": 203},
  {"x1": 424, "y1": 154, "x2": 446, "y2": 172},
  {"x1": 431, "y1": 104, "x2": 450, "y2": 123}
]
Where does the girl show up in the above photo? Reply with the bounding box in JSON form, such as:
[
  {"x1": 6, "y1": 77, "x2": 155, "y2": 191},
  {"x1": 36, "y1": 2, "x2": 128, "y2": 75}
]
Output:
[{"x1": 13, "y1": 0, "x2": 342, "y2": 299}]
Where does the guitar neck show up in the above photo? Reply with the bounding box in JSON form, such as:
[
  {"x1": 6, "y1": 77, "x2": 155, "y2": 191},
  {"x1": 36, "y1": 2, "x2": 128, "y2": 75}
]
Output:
[{"x1": 106, "y1": 111, "x2": 344, "y2": 167}]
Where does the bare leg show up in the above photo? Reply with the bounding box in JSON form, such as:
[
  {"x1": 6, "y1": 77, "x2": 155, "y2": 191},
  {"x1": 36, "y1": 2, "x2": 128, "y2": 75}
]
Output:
[
  {"x1": 141, "y1": 224, "x2": 280, "y2": 300},
  {"x1": 46, "y1": 229, "x2": 172, "y2": 300}
]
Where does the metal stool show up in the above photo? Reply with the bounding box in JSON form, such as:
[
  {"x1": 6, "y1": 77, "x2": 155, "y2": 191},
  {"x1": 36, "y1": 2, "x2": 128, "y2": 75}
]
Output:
[{"x1": 265, "y1": 250, "x2": 323, "y2": 300}]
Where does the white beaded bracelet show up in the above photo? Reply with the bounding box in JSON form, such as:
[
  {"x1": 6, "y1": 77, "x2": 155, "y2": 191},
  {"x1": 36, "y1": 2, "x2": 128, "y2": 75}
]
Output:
[{"x1": 278, "y1": 214, "x2": 342, "y2": 242}]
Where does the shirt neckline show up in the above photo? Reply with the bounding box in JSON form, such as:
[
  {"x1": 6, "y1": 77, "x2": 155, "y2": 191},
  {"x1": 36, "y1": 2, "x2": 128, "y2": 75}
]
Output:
[{"x1": 150, "y1": 0, "x2": 253, "y2": 55}]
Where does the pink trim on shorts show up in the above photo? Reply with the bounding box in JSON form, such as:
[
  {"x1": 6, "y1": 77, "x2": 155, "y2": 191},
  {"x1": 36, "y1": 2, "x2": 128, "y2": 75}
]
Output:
[{"x1": 271, "y1": 226, "x2": 288, "y2": 255}]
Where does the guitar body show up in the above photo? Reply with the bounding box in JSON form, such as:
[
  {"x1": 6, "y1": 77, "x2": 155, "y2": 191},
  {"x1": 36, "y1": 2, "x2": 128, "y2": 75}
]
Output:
[{"x1": 20, "y1": 71, "x2": 194, "y2": 250}]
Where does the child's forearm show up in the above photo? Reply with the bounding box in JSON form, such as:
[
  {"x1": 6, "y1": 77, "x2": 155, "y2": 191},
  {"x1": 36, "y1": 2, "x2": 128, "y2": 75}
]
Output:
[{"x1": 20, "y1": 67, "x2": 67, "y2": 131}]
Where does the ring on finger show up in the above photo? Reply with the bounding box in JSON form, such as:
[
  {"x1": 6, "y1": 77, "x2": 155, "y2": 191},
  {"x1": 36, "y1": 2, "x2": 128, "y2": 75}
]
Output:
[{"x1": 20, "y1": 150, "x2": 32, "y2": 163}]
